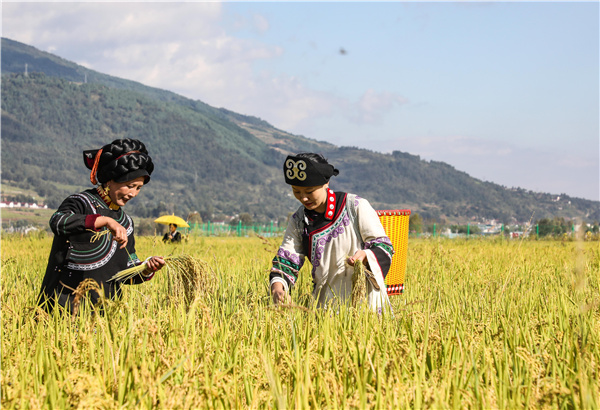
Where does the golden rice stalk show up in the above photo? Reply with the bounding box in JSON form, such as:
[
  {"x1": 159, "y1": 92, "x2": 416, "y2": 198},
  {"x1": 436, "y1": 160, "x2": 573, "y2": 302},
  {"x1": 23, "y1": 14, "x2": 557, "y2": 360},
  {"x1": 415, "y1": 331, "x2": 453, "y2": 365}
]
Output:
[
  {"x1": 351, "y1": 259, "x2": 367, "y2": 307},
  {"x1": 87, "y1": 228, "x2": 111, "y2": 243},
  {"x1": 108, "y1": 261, "x2": 151, "y2": 282}
]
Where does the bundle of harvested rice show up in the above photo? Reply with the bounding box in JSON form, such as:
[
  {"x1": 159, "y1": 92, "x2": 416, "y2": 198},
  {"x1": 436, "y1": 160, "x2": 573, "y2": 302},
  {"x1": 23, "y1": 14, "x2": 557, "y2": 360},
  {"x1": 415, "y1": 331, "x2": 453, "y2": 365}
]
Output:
[
  {"x1": 109, "y1": 255, "x2": 216, "y2": 306},
  {"x1": 350, "y1": 259, "x2": 382, "y2": 307},
  {"x1": 351, "y1": 260, "x2": 367, "y2": 307},
  {"x1": 164, "y1": 255, "x2": 216, "y2": 306}
]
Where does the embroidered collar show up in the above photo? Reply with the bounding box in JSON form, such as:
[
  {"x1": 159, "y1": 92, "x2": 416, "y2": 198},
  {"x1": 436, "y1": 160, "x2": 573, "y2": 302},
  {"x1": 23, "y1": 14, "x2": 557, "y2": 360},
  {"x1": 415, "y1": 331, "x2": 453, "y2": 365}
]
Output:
[
  {"x1": 96, "y1": 186, "x2": 120, "y2": 210},
  {"x1": 324, "y1": 188, "x2": 336, "y2": 220}
]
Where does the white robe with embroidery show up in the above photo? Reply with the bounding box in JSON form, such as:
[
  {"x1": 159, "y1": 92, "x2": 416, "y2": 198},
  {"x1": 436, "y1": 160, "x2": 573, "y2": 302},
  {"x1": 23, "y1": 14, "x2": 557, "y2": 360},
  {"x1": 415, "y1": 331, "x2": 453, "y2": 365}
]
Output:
[{"x1": 271, "y1": 193, "x2": 393, "y2": 312}]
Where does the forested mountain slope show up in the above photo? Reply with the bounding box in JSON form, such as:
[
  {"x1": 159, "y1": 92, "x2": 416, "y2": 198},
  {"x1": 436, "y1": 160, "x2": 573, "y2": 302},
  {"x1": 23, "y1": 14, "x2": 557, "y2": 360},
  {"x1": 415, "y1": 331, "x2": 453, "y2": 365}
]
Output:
[{"x1": 2, "y1": 37, "x2": 598, "y2": 223}]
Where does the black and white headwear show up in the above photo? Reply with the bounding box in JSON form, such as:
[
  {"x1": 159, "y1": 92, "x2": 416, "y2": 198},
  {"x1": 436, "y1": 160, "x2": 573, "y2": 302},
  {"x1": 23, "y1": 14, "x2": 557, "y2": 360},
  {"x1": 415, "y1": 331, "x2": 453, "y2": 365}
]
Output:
[
  {"x1": 283, "y1": 154, "x2": 339, "y2": 187},
  {"x1": 83, "y1": 138, "x2": 154, "y2": 185}
]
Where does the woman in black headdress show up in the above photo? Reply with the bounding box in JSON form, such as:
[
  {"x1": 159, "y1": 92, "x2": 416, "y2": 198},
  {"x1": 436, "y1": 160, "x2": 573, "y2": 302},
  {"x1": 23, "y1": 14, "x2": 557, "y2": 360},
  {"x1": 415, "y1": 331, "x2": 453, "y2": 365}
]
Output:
[
  {"x1": 270, "y1": 153, "x2": 394, "y2": 312},
  {"x1": 38, "y1": 138, "x2": 165, "y2": 313}
]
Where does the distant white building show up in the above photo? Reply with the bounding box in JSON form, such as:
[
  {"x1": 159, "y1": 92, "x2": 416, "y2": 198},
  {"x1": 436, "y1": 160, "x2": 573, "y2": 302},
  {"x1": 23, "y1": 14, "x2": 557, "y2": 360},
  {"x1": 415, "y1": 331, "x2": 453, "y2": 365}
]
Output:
[{"x1": 0, "y1": 201, "x2": 48, "y2": 209}]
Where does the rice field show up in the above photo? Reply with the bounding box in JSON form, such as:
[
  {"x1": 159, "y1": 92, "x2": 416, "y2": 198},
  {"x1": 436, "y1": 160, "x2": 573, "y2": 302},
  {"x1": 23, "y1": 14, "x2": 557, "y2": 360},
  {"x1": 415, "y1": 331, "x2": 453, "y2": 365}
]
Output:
[{"x1": 1, "y1": 234, "x2": 599, "y2": 409}]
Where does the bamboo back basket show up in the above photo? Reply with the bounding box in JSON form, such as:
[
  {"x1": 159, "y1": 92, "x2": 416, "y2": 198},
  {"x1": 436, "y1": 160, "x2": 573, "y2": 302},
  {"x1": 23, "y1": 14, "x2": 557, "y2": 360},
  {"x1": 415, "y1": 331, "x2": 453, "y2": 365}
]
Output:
[{"x1": 376, "y1": 209, "x2": 410, "y2": 295}]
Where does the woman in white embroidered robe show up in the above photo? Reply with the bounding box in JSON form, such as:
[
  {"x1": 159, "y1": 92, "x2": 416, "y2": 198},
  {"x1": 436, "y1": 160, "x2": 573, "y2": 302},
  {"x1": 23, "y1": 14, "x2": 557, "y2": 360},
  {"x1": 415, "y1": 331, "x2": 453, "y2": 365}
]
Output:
[{"x1": 270, "y1": 153, "x2": 394, "y2": 312}]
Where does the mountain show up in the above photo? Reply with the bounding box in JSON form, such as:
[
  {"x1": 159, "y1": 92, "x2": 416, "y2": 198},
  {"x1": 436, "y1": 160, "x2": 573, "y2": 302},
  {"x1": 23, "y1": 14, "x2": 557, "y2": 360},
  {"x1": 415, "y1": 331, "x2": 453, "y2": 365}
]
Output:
[{"x1": 2, "y1": 37, "x2": 598, "y2": 226}]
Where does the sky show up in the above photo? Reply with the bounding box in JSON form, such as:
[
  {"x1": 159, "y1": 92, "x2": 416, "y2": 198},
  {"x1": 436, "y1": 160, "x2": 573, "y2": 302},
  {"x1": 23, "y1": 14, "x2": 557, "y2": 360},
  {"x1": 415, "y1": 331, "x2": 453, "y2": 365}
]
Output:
[{"x1": 2, "y1": 1, "x2": 599, "y2": 201}]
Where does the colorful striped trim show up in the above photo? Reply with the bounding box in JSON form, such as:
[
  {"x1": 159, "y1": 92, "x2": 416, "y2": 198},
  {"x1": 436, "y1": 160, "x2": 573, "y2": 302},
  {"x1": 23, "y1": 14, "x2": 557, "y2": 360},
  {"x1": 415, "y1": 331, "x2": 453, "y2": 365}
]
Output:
[
  {"x1": 67, "y1": 241, "x2": 118, "y2": 271},
  {"x1": 366, "y1": 241, "x2": 394, "y2": 260},
  {"x1": 386, "y1": 284, "x2": 404, "y2": 295},
  {"x1": 128, "y1": 254, "x2": 141, "y2": 267},
  {"x1": 272, "y1": 254, "x2": 301, "y2": 285},
  {"x1": 271, "y1": 269, "x2": 298, "y2": 286},
  {"x1": 376, "y1": 209, "x2": 411, "y2": 216},
  {"x1": 276, "y1": 248, "x2": 304, "y2": 267}
]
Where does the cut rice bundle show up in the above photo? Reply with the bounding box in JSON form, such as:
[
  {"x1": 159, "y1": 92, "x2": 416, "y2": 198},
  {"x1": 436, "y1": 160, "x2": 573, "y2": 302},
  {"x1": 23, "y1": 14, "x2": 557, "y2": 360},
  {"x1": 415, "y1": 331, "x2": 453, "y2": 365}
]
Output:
[
  {"x1": 165, "y1": 255, "x2": 216, "y2": 306},
  {"x1": 109, "y1": 255, "x2": 216, "y2": 306},
  {"x1": 351, "y1": 259, "x2": 367, "y2": 307}
]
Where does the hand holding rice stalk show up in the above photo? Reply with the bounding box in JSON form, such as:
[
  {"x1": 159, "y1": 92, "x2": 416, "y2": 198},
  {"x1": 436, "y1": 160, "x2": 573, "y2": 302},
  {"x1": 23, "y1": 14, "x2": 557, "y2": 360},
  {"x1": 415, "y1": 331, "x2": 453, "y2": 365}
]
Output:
[
  {"x1": 349, "y1": 256, "x2": 380, "y2": 307},
  {"x1": 87, "y1": 228, "x2": 163, "y2": 281},
  {"x1": 108, "y1": 256, "x2": 168, "y2": 282}
]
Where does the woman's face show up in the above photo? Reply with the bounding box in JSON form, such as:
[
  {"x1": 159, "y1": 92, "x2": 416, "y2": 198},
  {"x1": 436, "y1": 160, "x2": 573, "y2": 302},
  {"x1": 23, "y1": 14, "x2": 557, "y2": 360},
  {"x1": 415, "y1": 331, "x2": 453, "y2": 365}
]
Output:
[
  {"x1": 107, "y1": 176, "x2": 145, "y2": 207},
  {"x1": 292, "y1": 184, "x2": 329, "y2": 213}
]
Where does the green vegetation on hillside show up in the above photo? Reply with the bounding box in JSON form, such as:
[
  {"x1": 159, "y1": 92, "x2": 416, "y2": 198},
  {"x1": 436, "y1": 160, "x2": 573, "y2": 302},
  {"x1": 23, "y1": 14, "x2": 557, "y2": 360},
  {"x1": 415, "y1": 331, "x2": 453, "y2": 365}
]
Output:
[
  {"x1": 2, "y1": 37, "x2": 598, "y2": 229},
  {"x1": 1, "y1": 73, "x2": 296, "y2": 222}
]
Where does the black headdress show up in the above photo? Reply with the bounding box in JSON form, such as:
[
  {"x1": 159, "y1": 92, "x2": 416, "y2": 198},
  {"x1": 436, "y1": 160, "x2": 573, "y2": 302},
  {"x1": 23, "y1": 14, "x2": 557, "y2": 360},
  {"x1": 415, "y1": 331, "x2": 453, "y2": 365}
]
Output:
[
  {"x1": 283, "y1": 154, "x2": 339, "y2": 186},
  {"x1": 83, "y1": 138, "x2": 154, "y2": 185}
]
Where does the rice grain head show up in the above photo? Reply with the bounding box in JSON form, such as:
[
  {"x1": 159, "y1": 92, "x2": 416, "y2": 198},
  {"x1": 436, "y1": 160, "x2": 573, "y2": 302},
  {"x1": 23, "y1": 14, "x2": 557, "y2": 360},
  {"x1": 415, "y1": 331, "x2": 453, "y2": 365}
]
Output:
[
  {"x1": 165, "y1": 255, "x2": 217, "y2": 307},
  {"x1": 72, "y1": 278, "x2": 103, "y2": 316}
]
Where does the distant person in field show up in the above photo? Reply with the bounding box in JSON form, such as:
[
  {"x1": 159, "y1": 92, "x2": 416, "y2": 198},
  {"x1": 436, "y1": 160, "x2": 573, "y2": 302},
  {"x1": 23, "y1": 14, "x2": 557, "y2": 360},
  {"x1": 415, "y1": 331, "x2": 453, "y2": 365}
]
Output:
[
  {"x1": 162, "y1": 223, "x2": 182, "y2": 243},
  {"x1": 38, "y1": 138, "x2": 165, "y2": 314},
  {"x1": 270, "y1": 153, "x2": 394, "y2": 312}
]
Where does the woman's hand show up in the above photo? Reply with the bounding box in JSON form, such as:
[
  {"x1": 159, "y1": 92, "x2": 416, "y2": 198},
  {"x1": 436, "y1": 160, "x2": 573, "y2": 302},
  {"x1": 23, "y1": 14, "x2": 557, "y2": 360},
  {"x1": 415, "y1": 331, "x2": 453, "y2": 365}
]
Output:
[
  {"x1": 271, "y1": 282, "x2": 290, "y2": 304},
  {"x1": 95, "y1": 216, "x2": 128, "y2": 249},
  {"x1": 145, "y1": 256, "x2": 165, "y2": 273},
  {"x1": 347, "y1": 250, "x2": 367, "y2": 266}
]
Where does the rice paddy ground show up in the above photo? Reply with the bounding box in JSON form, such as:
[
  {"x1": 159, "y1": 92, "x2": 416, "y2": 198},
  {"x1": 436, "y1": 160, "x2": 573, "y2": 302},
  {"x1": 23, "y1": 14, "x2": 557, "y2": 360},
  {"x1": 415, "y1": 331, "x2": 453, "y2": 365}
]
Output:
[{"x1": 1, "y1": 234, "x2": 598, "y2": 409}]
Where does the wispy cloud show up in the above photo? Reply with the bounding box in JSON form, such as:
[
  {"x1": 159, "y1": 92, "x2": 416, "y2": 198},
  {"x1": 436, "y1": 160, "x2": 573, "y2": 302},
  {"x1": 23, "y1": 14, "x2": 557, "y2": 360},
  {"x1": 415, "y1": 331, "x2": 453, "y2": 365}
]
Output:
[
  {"x1": 3, "y1": 2, "x2": 348, "y2": 131},
  {"x1": 346, "y1": 89, "x2": 408, "y2": 124}
]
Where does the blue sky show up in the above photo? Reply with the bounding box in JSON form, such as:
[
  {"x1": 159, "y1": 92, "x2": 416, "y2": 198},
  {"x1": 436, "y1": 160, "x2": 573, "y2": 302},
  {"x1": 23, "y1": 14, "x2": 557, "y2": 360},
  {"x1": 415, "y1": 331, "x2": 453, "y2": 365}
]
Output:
[{"x1": 3, "y1": 1, "x2": 599, "y2": 201}]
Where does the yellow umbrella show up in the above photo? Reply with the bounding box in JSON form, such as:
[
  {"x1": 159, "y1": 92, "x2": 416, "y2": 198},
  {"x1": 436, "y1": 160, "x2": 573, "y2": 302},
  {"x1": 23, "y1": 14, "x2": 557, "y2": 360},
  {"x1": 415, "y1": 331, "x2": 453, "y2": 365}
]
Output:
[{"x1": 154, "y1": 214, "x2": 190, "y2": 228}]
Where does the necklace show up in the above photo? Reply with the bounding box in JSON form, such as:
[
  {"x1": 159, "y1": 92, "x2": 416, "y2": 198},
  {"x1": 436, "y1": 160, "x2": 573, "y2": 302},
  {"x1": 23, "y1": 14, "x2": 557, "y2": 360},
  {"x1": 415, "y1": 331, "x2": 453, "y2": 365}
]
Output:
[{"x1": 96, "y1": 186, "x2": 120, "y2": 210}]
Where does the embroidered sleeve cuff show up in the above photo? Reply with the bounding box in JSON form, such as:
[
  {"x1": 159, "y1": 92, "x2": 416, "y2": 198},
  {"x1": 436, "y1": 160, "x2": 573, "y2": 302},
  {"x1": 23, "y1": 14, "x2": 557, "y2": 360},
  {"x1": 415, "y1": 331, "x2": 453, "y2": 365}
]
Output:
[
  {"x1": 270, "y1": 276, "x2": 289, "y2": 293},
  {"x1": 85, "y1": 214, "x2": 101, "y2": 230}
]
